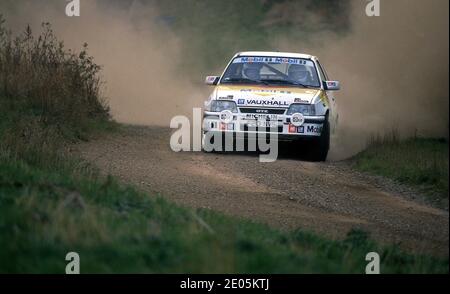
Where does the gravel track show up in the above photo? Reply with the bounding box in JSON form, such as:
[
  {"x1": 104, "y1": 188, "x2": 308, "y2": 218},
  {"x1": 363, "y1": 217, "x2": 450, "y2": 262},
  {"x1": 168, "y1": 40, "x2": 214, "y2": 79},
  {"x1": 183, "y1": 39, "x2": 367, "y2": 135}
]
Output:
[{"x1": 77, "y1": 125, "x2": 449, "y2": 256}]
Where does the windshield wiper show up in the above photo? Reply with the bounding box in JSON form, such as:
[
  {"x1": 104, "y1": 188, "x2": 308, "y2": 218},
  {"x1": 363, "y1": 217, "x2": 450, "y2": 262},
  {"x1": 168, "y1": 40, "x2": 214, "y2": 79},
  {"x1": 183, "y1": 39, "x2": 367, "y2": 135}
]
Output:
[
  {"x1": 222, "y1": 78, "x2": 269, "y2": 85},
  {"x1": 261, "y1": 79, "x2": 312, "y2": 88}
]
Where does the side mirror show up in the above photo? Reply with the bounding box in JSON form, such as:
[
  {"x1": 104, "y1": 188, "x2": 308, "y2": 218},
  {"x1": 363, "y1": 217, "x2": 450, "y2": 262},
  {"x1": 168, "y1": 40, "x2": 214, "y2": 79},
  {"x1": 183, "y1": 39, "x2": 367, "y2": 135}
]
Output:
[
  {"x1": 323, "y1": 80, "x2": 340, "y2": 91},
  {"x1": 205, "y1": 76, "x2": 220, "y2": 85}
]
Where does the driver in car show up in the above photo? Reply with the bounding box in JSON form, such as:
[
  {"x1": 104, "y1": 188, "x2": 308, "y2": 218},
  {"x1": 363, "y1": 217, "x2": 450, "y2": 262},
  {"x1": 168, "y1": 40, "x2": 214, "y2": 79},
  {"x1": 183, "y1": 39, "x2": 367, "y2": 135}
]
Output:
[
  {"x1": 288, "y1": 64, "x2": 311, "y2": 84},
  {"x1": 243, "y1": 63, "x2": 263, "y2": 80}
]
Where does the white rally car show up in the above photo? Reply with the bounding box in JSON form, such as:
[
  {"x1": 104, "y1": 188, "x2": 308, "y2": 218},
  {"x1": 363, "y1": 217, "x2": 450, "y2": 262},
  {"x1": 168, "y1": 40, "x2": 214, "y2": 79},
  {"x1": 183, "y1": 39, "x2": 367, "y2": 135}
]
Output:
[{"x1": 202, "y1": 51, "x2": 340, "y2": 161}]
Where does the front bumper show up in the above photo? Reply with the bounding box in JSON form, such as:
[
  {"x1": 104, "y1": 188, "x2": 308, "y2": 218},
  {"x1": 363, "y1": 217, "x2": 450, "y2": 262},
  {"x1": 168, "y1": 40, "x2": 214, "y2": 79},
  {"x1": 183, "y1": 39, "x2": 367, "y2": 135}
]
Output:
[{"x1": 203, "y1": 111, "x2": 325, "y2": 140}]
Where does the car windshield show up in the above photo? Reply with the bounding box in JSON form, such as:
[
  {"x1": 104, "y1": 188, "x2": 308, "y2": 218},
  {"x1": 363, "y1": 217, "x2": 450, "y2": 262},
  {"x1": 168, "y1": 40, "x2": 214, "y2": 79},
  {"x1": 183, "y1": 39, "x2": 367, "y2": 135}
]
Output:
[{"x1": 220, "y1": 56, "x2": 321, "y2": 88}]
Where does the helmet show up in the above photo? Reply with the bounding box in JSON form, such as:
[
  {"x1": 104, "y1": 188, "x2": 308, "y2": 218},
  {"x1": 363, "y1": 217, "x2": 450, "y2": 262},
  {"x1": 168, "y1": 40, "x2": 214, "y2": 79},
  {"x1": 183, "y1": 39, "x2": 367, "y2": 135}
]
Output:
[
  {"x1": 243, "y1": 63, "x2": 262, "y2": 80},
  {"x1": 288, "y1": 64, "x2": 310, "y2": 83}
]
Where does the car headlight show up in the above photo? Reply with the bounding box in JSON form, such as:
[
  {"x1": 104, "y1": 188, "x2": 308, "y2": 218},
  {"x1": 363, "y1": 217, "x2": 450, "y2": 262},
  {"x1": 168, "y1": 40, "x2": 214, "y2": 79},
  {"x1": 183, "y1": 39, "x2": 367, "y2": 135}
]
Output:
[
  {"x1": 286, "y1": 104, "x2": 315, "y2": 116},
  {"x1": 209, "y1": 100, "x2": 238, "y2": 113}
]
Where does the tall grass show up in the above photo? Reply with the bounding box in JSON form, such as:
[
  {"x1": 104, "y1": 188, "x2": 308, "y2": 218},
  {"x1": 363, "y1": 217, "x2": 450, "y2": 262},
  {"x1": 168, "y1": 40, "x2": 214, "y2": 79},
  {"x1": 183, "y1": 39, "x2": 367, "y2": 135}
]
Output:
[{"x1": 0, "y1": 15, "x2": 112, "y2": 167}]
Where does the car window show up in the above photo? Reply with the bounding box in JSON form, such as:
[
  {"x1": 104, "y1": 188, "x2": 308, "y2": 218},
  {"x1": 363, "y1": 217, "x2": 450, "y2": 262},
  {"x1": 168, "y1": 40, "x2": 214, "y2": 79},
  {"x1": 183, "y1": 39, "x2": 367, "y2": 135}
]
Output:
[{"x1": 220, "y1": 56, "x2": 321, "y2": 88}]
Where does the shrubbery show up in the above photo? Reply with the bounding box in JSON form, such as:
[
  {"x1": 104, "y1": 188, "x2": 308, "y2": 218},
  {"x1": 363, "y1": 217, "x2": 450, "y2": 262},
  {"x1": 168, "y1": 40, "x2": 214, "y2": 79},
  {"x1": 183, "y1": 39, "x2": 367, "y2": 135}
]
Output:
[{"x1": 0, "y1": 16, "x2": 111, "y2": 166}]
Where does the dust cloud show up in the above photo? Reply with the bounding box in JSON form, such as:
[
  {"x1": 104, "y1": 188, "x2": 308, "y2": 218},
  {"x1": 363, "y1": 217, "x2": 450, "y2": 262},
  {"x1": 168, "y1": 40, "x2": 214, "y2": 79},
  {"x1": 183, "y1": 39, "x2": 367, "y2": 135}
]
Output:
[
  {"x1": 273, "y1": 0, "x2": 449, "y2": 159},
  {"x1": 1, "y1": 0, "x2": 448, "y2": 159},
  {"x1": 0, "y1": 0, "x2": 205, "y2": 126}
]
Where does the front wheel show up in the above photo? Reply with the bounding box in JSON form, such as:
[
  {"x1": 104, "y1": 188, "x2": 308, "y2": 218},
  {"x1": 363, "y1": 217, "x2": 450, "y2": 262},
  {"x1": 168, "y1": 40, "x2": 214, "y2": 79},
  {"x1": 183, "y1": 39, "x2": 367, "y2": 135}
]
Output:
[
  {"x1": 201, "y1": 132, "x2": 216, "y2": 153},
  {"x1": 201, "y1": 132, "x2": 226, "y2": 153},
  {"x1": 310, "y1": 120, "x2": 330, "y2": 161}
]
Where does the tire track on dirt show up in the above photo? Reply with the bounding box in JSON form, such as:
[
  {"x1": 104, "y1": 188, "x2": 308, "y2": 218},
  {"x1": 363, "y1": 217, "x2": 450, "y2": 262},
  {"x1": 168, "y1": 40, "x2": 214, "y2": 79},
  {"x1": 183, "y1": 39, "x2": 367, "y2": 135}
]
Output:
[{"x1": 76, "y1": 125, "x2": 449, "y2": 256}]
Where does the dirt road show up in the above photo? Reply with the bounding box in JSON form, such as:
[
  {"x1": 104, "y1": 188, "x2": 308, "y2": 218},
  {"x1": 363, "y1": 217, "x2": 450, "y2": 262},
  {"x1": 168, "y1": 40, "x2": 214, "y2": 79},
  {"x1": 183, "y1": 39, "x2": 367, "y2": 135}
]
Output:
[{"x1": 77, "y1": 125, "x2": 449, "y2": 256}]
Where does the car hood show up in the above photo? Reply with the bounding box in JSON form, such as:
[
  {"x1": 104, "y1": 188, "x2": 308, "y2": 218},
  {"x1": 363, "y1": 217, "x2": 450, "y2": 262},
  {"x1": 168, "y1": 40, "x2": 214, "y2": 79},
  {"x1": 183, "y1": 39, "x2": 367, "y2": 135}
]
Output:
[{"x1": 212, "y1": 85, "x2": 321, "y2": 107}]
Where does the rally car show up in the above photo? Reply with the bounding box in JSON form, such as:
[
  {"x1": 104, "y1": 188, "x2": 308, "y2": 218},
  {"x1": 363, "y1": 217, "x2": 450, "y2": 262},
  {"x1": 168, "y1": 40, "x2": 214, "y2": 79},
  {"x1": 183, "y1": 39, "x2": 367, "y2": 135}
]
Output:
[{"x1": 202, "y1": 51, "x2": 340, "y2": 161}]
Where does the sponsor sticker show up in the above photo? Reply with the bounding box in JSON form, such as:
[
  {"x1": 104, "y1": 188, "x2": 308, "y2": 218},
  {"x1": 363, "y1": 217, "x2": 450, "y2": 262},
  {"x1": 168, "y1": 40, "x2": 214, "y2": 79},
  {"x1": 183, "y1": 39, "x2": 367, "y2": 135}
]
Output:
[
  {"x1": 220, "y1": 122, "x2": 234, "y2": 131},
  {"x1": 219, "y1": 95, "x2": 234, "y2": 100},
  {"x1": 233, "y1": 57, "x2": 314, "y2": 67},
  {"x1": 294, "y1": 98, "x2": 309, "y2": 103},
  {"x1": 245, "y1": 114, "x2": 278, "y2": 121},
  {"x1": 245, "y1": 99, "x2": 289, "y2": 107},
  {"x1": 305, "y1": 125, "x2": 323, "y2": 134},
  {"x1": 239, "y1": 89, "x2": 293, "y2": 95},
  {"x1": 247, "y1": 121, "x2": 277, "y2": 128},
  {"x1": 288, "y1": 124, "x2": 297, "y2": 133}
]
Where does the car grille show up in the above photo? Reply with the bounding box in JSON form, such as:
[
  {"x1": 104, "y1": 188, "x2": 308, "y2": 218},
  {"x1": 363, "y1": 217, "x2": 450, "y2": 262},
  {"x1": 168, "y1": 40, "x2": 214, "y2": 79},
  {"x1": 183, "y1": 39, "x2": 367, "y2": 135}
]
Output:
[{"x1": 239, "y1": 108, "x2": 286, "y2": 115}]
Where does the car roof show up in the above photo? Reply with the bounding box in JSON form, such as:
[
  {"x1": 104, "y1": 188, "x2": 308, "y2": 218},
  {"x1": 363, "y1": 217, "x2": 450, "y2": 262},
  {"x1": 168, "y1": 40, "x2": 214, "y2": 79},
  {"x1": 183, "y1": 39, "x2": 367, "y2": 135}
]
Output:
[{"x1": 236, "y1": 51, "x2": 317, "y2": 60}]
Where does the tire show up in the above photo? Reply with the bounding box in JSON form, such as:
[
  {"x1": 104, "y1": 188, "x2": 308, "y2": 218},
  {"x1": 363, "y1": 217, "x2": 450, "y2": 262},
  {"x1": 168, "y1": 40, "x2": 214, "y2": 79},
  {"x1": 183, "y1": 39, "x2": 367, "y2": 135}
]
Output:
[
  {"x1": 202, "y1": 132, "x2": 226, "y2": 153},
  {"x1": 310, "y1": 119, "x2": 330, "y2": 162},
  {"x1": 201, "y1": 132, "x2": 214, "y2": 153}
]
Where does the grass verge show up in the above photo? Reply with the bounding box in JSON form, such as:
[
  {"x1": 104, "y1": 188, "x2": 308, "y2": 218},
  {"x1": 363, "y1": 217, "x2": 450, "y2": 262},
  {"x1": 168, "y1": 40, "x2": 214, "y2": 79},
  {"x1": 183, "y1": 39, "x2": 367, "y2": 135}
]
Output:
[
  {"x1": 0, "y1": 156, "x2": 448, "y2": 273},
  {"x1": 352, "y1": 134, "x2": 449, "y2": 201}
]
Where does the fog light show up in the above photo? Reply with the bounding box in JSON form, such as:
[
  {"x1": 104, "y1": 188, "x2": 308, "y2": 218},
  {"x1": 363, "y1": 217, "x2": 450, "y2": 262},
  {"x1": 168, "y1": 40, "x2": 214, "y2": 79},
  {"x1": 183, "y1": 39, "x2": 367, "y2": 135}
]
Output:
[
  {"x1": 291, "y1": 113, "x2": 305, "y2": 127},
  {"x1": 219, "y1": 110, "x2": 234, "y2": 124}
]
